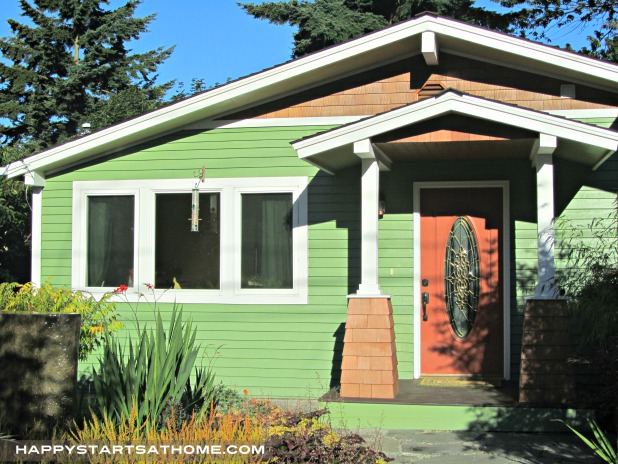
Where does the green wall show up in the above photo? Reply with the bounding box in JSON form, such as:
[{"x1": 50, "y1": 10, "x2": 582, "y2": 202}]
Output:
[
  {"x1": 40, "y1": 123, "x2": 618, "y2": 396},
  {"x1": 43, "y1": 126, "x2": 355, "y2": 397}
]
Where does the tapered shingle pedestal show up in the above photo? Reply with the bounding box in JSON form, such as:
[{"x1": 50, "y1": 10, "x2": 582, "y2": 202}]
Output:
[{"x1": 340, "y1": 296, "x2": 399, "y2": 399}]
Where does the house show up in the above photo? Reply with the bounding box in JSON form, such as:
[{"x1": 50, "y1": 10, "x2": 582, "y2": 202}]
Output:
[{"x1": 4, "y1": 13, "x2": 618, "y2": 431}]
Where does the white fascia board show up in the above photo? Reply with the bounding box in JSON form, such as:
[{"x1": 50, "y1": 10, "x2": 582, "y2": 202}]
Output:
[
  {"x1": 294, "y1": 93, "x2": 618, "y2": 159},
  {"x1": 187, "y1": 116, "x2": 369, "y2": 130},
  {"x1": 428, "y1": 17, "x2": 618, "y2": 86},
  {"x1": 546, "y1": 109, "x2": 618, "y2": 118},
  {"x1": 451, "y1": 96, "x2": 618, "y2": 151}
]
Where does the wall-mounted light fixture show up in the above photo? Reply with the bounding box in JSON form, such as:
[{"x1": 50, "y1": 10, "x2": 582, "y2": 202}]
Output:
[
  {"x1": 378, "y1": 193, "x2": 386, "y2": 219},
  {"x1": 190, "y1": 166, "x2": 206, "y2": 232}
]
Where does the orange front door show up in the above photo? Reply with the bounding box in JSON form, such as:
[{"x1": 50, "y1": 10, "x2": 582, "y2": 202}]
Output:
[{"x1": 420, "y1": 187, "x2": 503, "y2": 377}]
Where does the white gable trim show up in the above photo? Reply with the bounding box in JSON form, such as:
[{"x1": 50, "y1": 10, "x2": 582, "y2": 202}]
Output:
[
  {"x1": 546, "y1": 109, "x2": 618, "y2": 118},
  {"x1": 185, "y1": 116, "x2": 369, "y2": 130},
  {"x1": 292, "y1": 91, "x2": 618, "y2": 162},
  {"x1": 5, "y1": 14, "x2": 618, "y2": 179},
  {"x1": 429, "y1": 17, "x2": 618, "y2": 84}
]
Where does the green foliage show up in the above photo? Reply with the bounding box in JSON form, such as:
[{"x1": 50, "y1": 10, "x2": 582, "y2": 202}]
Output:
[
  {"x1": 85, "y1": 85, "x2": 168, "y2": 132},
  {"x1": 563, "y1": 419, "x2": 618, "y2": 463},
  {"x1": 0, "y1": 281, "x2": 121, "y2": 360},
  {"x1": 0, "y1": 0, "x2": 174, "y2": 150},
  {"x1": 555, "y1": 209, "x2": 618, "y2": 422},
  {"x1": 555, "y1": 212, "x2": 618, "y2": 346},
  {"x1": 265, "y1": 408, "x2": 392, "y2": 463},
  {"x1": 0, "y1": 145, "x2": 33, "y2": 283},
  {"x1": 497, "y1": 0, "x2": 618, "y2": 62},
  {"x1": 212, "y1": 383, "x2": 246, "y2": 414},
  {"x1": 239, "y1": 0, "x2": 516, "y2": 57},
  {"x1": 92, "y1": 306, "x2": 216, "y2": 430}
]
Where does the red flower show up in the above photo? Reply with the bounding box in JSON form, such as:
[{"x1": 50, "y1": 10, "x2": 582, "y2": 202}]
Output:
[
  {"x1": 243, "y1": 389, "x2": 249, "y2": 396},
  {"x1": 143, "y1": 283, "x2": 154, "y2": 290},
  {"x1": 113, "y1": 284, "x2": 128, "y2": 293}
]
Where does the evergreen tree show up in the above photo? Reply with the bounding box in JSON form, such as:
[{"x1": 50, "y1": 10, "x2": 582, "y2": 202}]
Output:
[
  {"x1": 0, "y1": 0, "x2": 174, "y2": 282},
  {"x1": 239, "y1": 0, "x2": 516, "y2": 57},
  {"x1": 0, "y1": 146, "x2": 31, "y2": 283},
  {"x1": 0, "y1": 0, "x2": 173, "y2": 151},
  {"x1": 497, "y1": 0, "x2": 617, "y2": 63}
]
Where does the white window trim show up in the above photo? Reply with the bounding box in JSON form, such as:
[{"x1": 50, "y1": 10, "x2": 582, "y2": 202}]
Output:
[
  {"x1": 71, "y1": 187, "x2": 141, "y2": 294},
  {"x1": 72, "y1": 177, "x2": 308, "y2": 304}
]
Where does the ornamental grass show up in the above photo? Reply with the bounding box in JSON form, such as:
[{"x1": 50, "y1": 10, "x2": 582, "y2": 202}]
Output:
[{"x1": 70, "y1": 403, "x2": 267, "y2": 463}]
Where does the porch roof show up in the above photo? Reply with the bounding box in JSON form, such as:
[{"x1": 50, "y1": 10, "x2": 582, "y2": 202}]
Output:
[{"x1": 291, "y1": 89, "x2": 618, "y2": 173}]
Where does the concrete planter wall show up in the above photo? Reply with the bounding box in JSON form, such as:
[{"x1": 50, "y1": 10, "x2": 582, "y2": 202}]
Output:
[{"x1": 0, "y1": 313, "x2": 80, "y2": 435}]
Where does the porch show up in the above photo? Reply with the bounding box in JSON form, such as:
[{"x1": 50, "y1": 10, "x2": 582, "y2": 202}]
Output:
[{"x1": 292, "y1": 91, "x2": 618, "y2": 411}]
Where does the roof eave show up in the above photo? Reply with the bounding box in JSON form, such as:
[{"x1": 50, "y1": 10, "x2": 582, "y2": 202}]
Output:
[{"x1": 5, "y1": 14, "x2": 618, "y2": 179}]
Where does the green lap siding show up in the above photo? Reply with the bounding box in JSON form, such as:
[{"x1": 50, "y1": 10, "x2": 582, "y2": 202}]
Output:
[
  {"x1": 41, "y1": 125, "x2": 357, "y2": 397},
  {"x1": 39, "y1": 122, "x2": 618, "y2": 397}
]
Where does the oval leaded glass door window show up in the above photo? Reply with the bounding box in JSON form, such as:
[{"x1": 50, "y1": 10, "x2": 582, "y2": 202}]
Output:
[{"x1": 444, "y1": 217, "x2": 480, "y2": 339}]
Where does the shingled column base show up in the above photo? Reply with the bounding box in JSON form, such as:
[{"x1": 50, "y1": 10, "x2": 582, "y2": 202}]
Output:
[
  {"x1": 519, "y1": 299, "x2": 576, "y2": 404},
  {"x1": 340, "y1": 296, "x2": 399, "y2": 399}
]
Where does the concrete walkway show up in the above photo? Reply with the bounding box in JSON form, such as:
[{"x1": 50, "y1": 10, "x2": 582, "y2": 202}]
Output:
[{"x1": 360, "y1": 430, "x2": 599, "y2": 463}]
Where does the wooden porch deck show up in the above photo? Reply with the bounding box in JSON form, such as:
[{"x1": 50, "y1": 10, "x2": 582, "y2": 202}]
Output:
[{"x1": 323, "y1": 379, "x2": 519, "y2": 406}]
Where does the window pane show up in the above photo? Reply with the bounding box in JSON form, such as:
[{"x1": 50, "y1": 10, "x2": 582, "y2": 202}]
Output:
[
  {"x1": 155, "y1": 193, "x2": 220, "y2": 289},
  {"x1": 241, "y1": 193, "x2": 293, "y2": 289},
  {"x1": 87, "y1": 196, "x2": 134, "y2": 287}
]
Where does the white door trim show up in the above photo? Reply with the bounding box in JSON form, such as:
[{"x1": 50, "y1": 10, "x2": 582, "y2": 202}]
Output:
[{"x1": 412, "y1": 181, "x2": 511, "y2": 380}]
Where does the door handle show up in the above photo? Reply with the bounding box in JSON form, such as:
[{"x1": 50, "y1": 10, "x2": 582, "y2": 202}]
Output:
[{"x1": 422, "y1": 292, "x2": 429, "y2": 321}]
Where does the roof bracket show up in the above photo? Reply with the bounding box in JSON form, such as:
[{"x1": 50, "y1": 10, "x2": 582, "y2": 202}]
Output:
[
  {"x1": 24, "y1": 170, "x2": 46, "y2": 188},
  {"x1": 530, "y1": 133, "x2": 557, "y2": 167},
  {"x1": 422, "y1": 31, "x2": 439, "y2": 66}
]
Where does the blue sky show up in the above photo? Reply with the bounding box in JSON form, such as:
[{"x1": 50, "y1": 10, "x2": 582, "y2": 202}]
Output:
[
  {"x1": 0, "y1": 0, "x2": 296, "y2": 91},
  {"x1": 0, "y1": 0, "x2": 592, "y2": 92}
]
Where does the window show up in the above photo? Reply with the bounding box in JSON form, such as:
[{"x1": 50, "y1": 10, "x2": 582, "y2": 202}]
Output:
[
  {"x1": 241, "y1": 193, "x2": 293, "y2": 289},
  {"x1": 72, "y1": 177, "x2": 308, "y2": 304},
  {"x1": 155, "y1": 193, "x2": 220, "y2": 290},
  {"x1": 87, "y1": 195, "x2": 135, "y2": 287}
]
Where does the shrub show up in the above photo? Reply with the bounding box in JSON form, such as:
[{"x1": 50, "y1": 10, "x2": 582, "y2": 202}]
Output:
[
  {"x1": 0, "y1": 281, "x2": 121, "y2": 360},
  {"x1": 265, "y1": 408, "x2": 392, "y2": 463},
  {"x1": 212, "y1": 383, "x2": 246, "y2": 414},
  {"x1": 92, "y1": 305, "x2": 216, "y2": 430},
  {"x1": 555, "y1": 210, "x2": 618, "y2": 425}
]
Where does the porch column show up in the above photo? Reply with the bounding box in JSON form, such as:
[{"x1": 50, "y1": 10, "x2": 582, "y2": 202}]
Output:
[
  {"x1": 339, "y1": 140, "x2": 398, "y2": 400},
  {"x1": 355, "y1": 140, "x2": 381, "y2": 295},
  {"x1": 531, "y1": 134, "x2": 558, "y2": 298}
]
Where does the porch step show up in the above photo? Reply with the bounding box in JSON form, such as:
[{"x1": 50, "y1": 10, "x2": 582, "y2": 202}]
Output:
[{"x1": 321, "y1": 401, "x2": 594, "y2": 432}]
